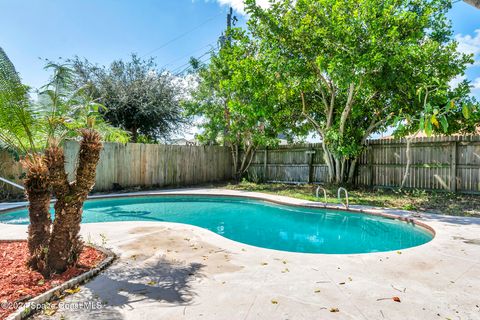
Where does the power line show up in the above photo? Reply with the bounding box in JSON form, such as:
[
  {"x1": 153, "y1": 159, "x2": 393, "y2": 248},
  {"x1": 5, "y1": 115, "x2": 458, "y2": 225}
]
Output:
[
  {"x1": 160, "y1": 7, "x2": 231, "y2": 76},
  {"x1": 174, "y1": 54, "x2": 213, "y2": 76},
  {"x1": 159, "y1": 42, "x2": 217, "y2": 70},
  {"x1": 141, "y1": 12, "x2": 224, "y2": 58},
  {"x1": 170, "y1": 47, "x2": 217, "y2": 75},
  {"x1": 172, "y1": 55, "x2": 211, "y2": 75},
  {"x1": 175, "y1": 58, "x2": 210, "y2": 76}
]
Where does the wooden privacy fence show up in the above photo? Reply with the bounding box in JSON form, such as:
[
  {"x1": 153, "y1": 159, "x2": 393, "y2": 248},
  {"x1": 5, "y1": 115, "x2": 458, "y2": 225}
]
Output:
[
  {"x1": 247, "y1": 136, "x2": 480, "y2": 194},
  {"x1": 0, "y1": 141, "x2": 233, "y2": 195},
  {"x1": 2, "y1": 136, "x2": 479, "y2": 195},
  {"x1": 0, "y1": 149, "x2": 23, "y2": 196}
]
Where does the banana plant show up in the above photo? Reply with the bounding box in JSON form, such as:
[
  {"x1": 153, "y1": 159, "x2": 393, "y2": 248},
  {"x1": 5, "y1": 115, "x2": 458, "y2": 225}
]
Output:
[{"x1": 393, "y1": 83, "x2": 478, "y2": 189}]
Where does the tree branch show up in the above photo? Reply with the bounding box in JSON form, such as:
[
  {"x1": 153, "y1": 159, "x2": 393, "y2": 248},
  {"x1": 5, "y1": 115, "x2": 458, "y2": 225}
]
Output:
[
  {"x1": 230, "y1": 144, "x2": 238, "y2": 175},
  {"x1": 339, "y1": 83, "x2": 355, "y2": 135},
  {"x1": 311, "y1": 62, "x2": 332, "y2": 94},
  {"x1": 239, "y1": 144, "x2": 252, "y2": 174},
  {"x1": 361, "y1": 117, "x2": 389, "y2": 145},
  {"x1": 242, "y1": 145, "x2": 257, "y2": 174},
  {"x1": 327, "y1": 89, "x2": 335, "y2": 128},
  {"x1": 301, "y1": 91, "x2": 324, "y2": 133},
  {"x1": 316, "y1": 85, "x2": 330, "y2": 113}
]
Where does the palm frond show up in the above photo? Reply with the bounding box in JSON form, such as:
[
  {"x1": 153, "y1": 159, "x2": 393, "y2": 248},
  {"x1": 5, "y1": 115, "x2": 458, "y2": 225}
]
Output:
[{"x1": 0, "y1": 47, "x2": 38, "y2": 153}]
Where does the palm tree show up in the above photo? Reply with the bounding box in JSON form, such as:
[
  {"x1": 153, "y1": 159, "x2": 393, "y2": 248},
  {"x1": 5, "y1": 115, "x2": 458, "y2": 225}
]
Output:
[
  {"x1": 0, "y1": 48, "x2": 52, "y2": 268},
  {"x1": 44, "y1": 130, "x2": 102, "y2": 272},
  {"x1": 0, "y1": 47, "x2": 125, "y2": 275}
]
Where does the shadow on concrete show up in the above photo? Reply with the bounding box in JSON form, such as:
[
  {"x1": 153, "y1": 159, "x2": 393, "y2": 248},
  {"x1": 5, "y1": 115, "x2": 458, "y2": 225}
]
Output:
[
  {"x1": 85, "y1": 256, "x2": 205, "y2": 309},
  {"x1": 32, "y1": 256, "x2": 205, "y2": 320}
]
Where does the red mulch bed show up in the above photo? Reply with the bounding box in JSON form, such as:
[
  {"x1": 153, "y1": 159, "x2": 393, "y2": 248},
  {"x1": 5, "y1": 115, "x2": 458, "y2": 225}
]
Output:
[{"x1": 0, "y1": 241, "x2": 105, "y2": 320}]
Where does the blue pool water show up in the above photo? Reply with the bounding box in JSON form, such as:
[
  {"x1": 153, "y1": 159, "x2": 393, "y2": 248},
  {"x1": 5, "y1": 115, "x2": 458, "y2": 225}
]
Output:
[{"x1": 0, "y1": 196, "x2": 433, "y2": 254}]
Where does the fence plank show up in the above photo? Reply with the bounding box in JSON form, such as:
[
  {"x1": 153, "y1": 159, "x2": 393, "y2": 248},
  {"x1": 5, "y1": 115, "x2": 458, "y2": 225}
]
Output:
[
  {"x1": 2, "y1": 136, "x2": 480, "y2": 195},
  {"x1": 247, "y1": 136, "x2": 480, "y2": 193},
  {"x1": 1, "y1": 142, "x2": 233, "y2": 194}
]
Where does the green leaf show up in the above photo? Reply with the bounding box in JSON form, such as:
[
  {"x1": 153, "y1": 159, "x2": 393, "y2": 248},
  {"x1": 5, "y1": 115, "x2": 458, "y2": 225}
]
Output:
[
  {"x1": 425, "y1": 118, "x2": 432, "y2": 136},
  {"x1": 439, "y1": 115, "x2": 448, "y2": 133},
  {"x1": 447, "y1": 100, "x2": 454, "y2": 111},
  {"x1": 462, "y1": 104, "x2": 471, "y2": 119},
  {"x1": 430, "y1": 115, "x2": 439, "y2": 129}
]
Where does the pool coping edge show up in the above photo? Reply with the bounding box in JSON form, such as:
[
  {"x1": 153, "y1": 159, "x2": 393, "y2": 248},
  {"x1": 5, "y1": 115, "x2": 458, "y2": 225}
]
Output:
[{"x1": 0, "y1": 190, "x2": 436, "y2": 237}]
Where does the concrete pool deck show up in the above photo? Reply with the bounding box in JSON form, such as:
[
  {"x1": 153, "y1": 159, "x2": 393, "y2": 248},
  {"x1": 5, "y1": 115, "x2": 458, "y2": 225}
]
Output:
[{"x1": 1, "y1": 188, "x2": 479, "y2": 320}]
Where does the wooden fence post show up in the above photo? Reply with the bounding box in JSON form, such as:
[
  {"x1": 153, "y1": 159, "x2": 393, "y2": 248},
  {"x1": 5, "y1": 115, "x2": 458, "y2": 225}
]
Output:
[
  {"x1": 368, "y1": 145, "x2": 374, "y2": 187},
  {"x1": 263, "y1": 147, "x2": 268, "y2": 182},
  {"x1": 450, "y1": 141, "x2": 457, "y2": 192},
  {"x1": 307, "y1": 148, "x2": 315, "y2": 184},
  {"x1": 233, "y1": 138, "x2": 478, "y2": 193}
]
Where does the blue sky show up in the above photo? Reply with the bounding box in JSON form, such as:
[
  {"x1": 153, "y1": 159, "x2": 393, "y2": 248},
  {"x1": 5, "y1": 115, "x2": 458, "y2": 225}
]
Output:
[
  {"x1": 0, "y1": 0, "x2": 238, "y2": 89},
  {"x1": 0, "y1": 0, "x2": 479, "y2": 95}
]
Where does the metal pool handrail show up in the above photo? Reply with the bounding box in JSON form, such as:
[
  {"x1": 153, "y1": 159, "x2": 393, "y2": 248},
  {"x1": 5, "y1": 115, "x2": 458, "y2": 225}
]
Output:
[
  {"x1": 0, "y1": 176, "x2": 24, "y2": 190},
  {"x1": 315, "y1": 186, "x2": 327, "y2": 204},
  {"x1": 337, "y1": 187, "x2": 349, "y2": 209}
]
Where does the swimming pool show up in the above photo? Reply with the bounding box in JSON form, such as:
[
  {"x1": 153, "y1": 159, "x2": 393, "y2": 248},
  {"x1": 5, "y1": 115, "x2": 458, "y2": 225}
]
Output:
[{"x1": 0, "y1": 196, "x2": 433, "y2": 254}]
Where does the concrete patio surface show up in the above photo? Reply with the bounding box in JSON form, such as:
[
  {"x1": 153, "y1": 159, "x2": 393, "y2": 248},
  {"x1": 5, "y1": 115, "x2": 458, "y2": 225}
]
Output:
[{"x1": 1, "y1": 188, "x2": 479, "y2": 320}]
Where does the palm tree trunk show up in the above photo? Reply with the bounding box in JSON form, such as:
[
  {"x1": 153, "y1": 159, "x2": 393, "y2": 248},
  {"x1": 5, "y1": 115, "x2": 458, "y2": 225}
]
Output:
[
  {"x1": 22, "y1": 155, "x2": 52, "y2": 271},
  {"x1": 45, "y1": 130, "x2": 102, "y2": 274}
]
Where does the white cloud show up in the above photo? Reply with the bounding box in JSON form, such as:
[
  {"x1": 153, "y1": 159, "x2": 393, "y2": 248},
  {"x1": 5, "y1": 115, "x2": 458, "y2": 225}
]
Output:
[
  {"x1": 472, "y1": 77, "x2": 480, "y2": 91},
  {"x1": 455, "y1": 29, "x2": 480, "y2": 66},
  {"x1": 215, "y1": 0, "x2": 248, "y2": 13},
  {"x1": 449, "y1": 75, "x2": 466, "y2": 89},
  {"x1": 203, "y1": 0, "x2": 271, "y2": 15}
]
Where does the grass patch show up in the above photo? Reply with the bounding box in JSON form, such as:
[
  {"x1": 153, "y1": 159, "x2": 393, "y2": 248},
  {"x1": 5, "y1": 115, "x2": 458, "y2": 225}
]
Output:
[{"x1": 225, "y1": 181, "x2": 480, "y2": 217}]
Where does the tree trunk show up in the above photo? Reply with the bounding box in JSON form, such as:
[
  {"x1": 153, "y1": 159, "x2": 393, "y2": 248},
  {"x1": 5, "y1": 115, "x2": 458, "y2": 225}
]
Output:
[
  {"x1": 230, "y1": 143, "x2": 239, "y2": 181},
  {"x1": 322, "y1": 146, "x2": 358, "y2": 185},
  {"x1": 230, "y1": 143, "x2": 256, "y2": 181},
  {"x1": 45, "y1": 203, "x2": 84, "y2": 273},
  {"x1": 347, "y1": 159, "x2": 358, "y2": 184},
  {"x1": 130, "y1": 126, "x2": 138, "y2": 143},
  {"x1": 22, "y1": 155, "x2": 52, "y2": 271},
  {"x1": 400, "y1": 132, "x2": 418, "y2": 189},
  {"x1": 45, "y1": 130, "x2": 102, "y2": 274},
  {"x1": 321, "y1": 141, "x2": 334, "y2": 182},
  {"x1": 336, "y1": 159, "x2": 342, "y2": 184}
]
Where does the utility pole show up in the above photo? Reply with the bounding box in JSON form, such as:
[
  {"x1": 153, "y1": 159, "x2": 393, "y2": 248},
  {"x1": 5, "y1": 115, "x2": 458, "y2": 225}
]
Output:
[
  {"x1": 221, "y1": 7, "x2": 237, "y2": 145},
  {"x1": 219, "y1": 7, "x2": 238, "y2": 48},
  {"x1": 227, "y1": 6, "x2": 233, "y2": 32},
  {"x1": 464, "y1": 0, "x2": 480, "y2": 9}
]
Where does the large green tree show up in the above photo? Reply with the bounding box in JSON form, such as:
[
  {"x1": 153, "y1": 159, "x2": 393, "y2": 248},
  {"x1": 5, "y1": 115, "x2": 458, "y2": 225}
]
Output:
[
  {"x1": 71, "y1": 54, "x2": 187, "y2": 143},
  {"x1": 246, "y1": 0, "x2": 476, "y2": 184},
  {"x1": 187, "y1": 29, "x2": 297, "y2": 179}
]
